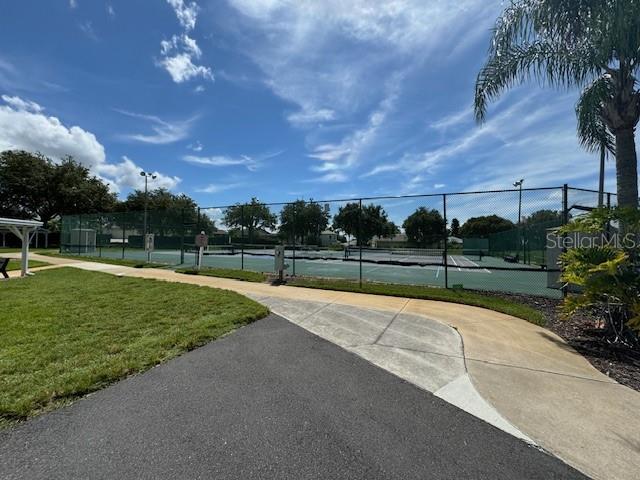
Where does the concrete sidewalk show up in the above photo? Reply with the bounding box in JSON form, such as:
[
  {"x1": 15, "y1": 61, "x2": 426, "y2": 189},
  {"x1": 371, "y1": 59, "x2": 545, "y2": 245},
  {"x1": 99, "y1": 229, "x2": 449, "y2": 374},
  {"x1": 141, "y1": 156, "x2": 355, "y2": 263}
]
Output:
[
  {"x1": 18, "y1": 255, "x2": 640, "y2": 480},
  {"x1": 0, "y1": 314, "x2": 586, "y2": 480}
]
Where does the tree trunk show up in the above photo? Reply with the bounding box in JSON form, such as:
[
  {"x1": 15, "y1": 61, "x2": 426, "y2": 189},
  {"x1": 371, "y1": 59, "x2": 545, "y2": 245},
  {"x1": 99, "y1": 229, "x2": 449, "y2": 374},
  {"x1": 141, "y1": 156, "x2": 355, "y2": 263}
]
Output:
[{"x1": 615, "y1": 127, "x2": 639, "y2": 208}]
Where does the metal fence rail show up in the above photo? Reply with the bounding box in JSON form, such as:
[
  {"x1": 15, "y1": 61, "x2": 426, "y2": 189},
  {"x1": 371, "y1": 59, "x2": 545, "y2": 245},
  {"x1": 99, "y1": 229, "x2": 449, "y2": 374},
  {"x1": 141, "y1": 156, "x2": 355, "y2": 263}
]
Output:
[{"x1": 61, "y1": 185, "x2": 615, "y2": 298}]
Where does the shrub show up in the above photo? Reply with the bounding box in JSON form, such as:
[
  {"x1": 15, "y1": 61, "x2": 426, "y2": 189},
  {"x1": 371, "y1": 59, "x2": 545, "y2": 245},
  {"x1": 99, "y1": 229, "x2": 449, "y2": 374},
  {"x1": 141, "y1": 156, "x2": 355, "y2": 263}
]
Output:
[{"x1": 560, "y1": 207, "x2": 640, "y2": 347}]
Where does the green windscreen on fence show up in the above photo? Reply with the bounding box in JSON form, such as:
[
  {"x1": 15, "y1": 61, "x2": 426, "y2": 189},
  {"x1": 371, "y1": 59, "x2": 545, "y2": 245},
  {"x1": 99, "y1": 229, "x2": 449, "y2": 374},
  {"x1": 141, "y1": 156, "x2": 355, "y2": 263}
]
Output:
[
  {"x1": 487, "y1": 218, "x2": 562, "y2": 266},
  {"x1": 462, "y1": 238, "x2": 489, "y2": 254},
  {"x1": 60, "y1": 210, "x2": 206, "y2": 266}
]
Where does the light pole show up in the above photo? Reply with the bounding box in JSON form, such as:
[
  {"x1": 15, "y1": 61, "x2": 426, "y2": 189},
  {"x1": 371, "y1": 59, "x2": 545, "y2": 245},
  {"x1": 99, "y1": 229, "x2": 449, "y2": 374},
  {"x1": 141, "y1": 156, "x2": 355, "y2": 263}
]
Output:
[
  {"x1": 513, "y1": 178, "x2": 525, "y2": 264},
  {"x1": 513, "y1": 178, "x2": 524, "y2": 224},
  {"x1": 598, "y1": 144, "x2": 606, "y2": 207},
  {"x1": 140, "y1": 171, "x2": 157, "y2": 260}
]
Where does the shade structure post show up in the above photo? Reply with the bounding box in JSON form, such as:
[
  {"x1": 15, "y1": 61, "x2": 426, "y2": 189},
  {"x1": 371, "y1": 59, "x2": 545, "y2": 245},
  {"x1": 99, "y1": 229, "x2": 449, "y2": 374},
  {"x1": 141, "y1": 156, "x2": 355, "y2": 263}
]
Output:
[{"x1": 21, "y1": 226, "x2": 29, "y2": 277}]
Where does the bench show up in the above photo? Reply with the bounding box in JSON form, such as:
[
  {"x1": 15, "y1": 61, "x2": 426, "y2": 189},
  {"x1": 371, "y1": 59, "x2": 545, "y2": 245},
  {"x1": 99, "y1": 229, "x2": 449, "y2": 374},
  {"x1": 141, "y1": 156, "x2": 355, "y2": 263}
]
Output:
[
  {"x1": 0, "y1": 257, "x2": 9, "y2": 279},
  {"x1": 503, "y1": 254, "x2": 519, "y2": 263}
]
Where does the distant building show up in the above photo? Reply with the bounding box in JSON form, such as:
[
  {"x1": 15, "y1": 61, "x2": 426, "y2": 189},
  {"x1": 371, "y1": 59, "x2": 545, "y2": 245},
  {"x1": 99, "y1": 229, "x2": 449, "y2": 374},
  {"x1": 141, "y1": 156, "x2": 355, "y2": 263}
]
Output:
[
  {"x1": 371, "y1": 233, "x2": 408, "y2": 248},
  {"x1": 319, "y1": 230, "x2": 338, "y2": 246}
]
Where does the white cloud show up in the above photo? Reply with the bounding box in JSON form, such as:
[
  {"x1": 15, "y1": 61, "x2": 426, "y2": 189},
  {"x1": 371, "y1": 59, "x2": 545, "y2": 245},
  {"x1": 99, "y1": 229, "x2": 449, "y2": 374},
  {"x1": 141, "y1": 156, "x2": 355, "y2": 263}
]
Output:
[
  {"x1": 201, "y1": 207, "x2": 225, "y2": 225},
  {"x1": 308, "y1": 172, "x2": 347, "y2": 183},
  {"x1": 1, "y1": 95, "x2": 43, "y2": 113},
  {"x1": 166, "y1": 0, "x2": 199, "y2": 31},
  {"x1": 98, "y1": 156, "x2": 181, "y2": 192},
  {"x1": 225, "y1": 0, "x2": 495, "y2": 127},
  {"x1": 187, "y1": 140, "x2": 203, "y2": 151},
  {"x1": 106, "y1": 4, "x2": 115, "y2": 18},
  {"x1": 183, "y1": 150, "x2": 282, "y2": 171},
  {"x1": 0, "y1": 97, "x2": 105, "y2": 168},
  {"x1": 78, "y1": 21, "x2": 98, "y2": 41},
  {"x1": 0, "y1": 96, "x2": 179, "y2": 193},
  {"x1": 157, "y1": 34, "x2": 213, "y2": 83},
  {"x1": 159, "y1": 53, "x2": 212, "y2": 83},
  {"x1": 69, "y1": 0, "x2": 77, "y2": 8},
  {"x1": 195, "y1": 182, "x2": 242, "y2": 193},
  {"x1": 429, "y1": 106, "x2": 473, "y2": 131},
  {"x1": 307, "y1": 74, "x2": 401, "y2": 176},
  {"x1": 115, "y1": 109, "x2": 196, "y2": 144},
  {"x1": 365, "y1": 91, "x2": 564, "y2": 179},
  {"x1": 184, "y1": 154, "x2": 258, "y2": 171},
  {"x1": 287, "y1": 107, "x2": 335, "y2": 127}
]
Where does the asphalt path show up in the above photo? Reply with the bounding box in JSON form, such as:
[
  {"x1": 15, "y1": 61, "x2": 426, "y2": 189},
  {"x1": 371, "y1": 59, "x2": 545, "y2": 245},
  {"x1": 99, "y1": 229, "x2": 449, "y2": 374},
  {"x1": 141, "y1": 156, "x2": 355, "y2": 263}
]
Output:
[{"x1": 0, "y1": 314, "x2": 587, "y2": 479}]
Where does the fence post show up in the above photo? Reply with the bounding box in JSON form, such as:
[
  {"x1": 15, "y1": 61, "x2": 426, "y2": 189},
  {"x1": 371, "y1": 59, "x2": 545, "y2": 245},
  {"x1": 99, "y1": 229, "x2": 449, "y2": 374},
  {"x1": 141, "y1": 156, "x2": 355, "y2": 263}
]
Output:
[
  {"x1": 292, "y1": 203, "x2": 296, "y2": 276},
  {"x1": 358, "y1": 198, "x2": 363, "y2": 288},
  {"x1": 78, "y1": 214, "x2": 82, "y2": 255},
  {"x1": 443, "y1": 194, "x2": 449, "y2": 289},
  {"x1": 196, "y1": 207, "x2": 201, "y2": 267},
  {"x1": 241, "y1": 204, "x2": 245, "y2": 270},
  {"x1": 122, "y1": 216, "x2": 126, "y2": 260},
  {"x1": 98, "y1": 216, "x2": 102, "y2": 258},
  {"x1": 180, "y1": 208, "x2": 185, "y2": 265},
  {"x1": 561, "y1": 184, "x2": 569, "y2": 297}
]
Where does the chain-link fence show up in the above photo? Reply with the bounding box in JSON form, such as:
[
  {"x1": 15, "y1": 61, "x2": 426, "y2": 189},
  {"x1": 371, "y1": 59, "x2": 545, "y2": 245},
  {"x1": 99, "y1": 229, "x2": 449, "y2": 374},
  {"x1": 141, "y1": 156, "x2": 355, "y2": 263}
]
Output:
[
  {"x1": 60, "y1": 209, "x2": 204, "y2": 265},
  {"x1": 61, "y1": 185, "x2": 615, "y2": 298}
]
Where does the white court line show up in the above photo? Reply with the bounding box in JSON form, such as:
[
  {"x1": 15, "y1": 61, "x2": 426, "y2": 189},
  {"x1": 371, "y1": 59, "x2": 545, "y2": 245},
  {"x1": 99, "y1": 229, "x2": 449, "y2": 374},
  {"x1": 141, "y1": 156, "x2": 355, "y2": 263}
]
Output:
[
  {"x1": 449, "y1": 255, "x2": 461, "y2": 272},
  {"x1": 461, "y1": 255, "x2": 492, "y2": 274},
  {"x1": 436, "y1": 265, "x2": 441, "y2": 278}
]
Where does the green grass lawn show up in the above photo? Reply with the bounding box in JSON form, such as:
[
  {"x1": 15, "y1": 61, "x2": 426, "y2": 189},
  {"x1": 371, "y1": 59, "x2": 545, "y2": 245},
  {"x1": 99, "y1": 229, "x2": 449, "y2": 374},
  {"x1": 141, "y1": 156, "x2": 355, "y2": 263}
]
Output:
[
  {"x1": 0, "y1": 268, "x2": 268, "y2": 426},
  {"x1": 5, "y1": 259, "x2": 50, "y2": 271},
  {"x1": 287, "y1": 277, "x2": 546, "y2": 326},
  {"x1": 176, "y1": 266, "x2": 267, "y2": 283},
  {"x1": 45, "y1": 252, "x2": 162, "y2": 268}
]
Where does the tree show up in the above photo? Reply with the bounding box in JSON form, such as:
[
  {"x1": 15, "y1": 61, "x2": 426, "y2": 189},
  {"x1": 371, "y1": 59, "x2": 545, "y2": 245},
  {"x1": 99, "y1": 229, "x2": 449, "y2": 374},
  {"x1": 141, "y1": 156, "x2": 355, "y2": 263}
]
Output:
[
  {"x1": 523, "y1": 209, "x2": 562, "y2": 226},
  {"x1": 402, "y1": 208, "x2": 446, "y2": 248},
  {"x1": 0, "y1": 150, "x2": 117, "y2": 228},
  {"x1": 121, "y1": 188, "x2": 214, "y2": 235},
  {"x1": 460, "y1": 215, "x2": 514, "y2": 238},
  {"x1": 450, "y1": 218, "x2": 460, "y2": 237},
  {"x1": 475, "y1": 1, "x2": 640, "y2": 209},
  {"x1": 279, "y1": 200, "x2": 330, "y2": 244},
  {"x1": 333, "y1": 202, "x2": 398, "y2": 246},
  {"x1": 222, "y1": 197, "x2": 276, "y2": 243}
]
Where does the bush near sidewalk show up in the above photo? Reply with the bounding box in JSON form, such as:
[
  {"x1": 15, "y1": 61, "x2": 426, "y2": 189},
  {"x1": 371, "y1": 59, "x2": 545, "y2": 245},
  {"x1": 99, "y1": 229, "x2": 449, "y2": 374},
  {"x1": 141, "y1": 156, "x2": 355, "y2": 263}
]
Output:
[{"x1": 560, "y1": 207, "x2": 640, "y2": 348}]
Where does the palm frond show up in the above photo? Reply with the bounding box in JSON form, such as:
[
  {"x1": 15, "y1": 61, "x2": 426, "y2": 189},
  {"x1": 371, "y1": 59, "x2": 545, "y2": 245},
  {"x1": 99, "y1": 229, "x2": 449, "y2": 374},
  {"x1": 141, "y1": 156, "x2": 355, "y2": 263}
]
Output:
[
  {"x1": 475, "y1": 40, "x2": 599, "y2": 121},
  {"x1": 476, "y1": 0, "x2": 640, "y2": 122},
  {"x1": 575, "y1": 75, "x2": 616, "y2": 152}
]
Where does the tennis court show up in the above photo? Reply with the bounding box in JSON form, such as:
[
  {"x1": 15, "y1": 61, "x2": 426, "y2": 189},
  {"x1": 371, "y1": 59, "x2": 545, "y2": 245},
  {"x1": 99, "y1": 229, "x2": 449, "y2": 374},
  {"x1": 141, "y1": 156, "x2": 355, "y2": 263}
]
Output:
[
  {"x1": 60, "y1": 185, "x2": 607, "y2": 300},
  {"x1": 83, "y1": 245, "x2": 561, "y2": 298}
]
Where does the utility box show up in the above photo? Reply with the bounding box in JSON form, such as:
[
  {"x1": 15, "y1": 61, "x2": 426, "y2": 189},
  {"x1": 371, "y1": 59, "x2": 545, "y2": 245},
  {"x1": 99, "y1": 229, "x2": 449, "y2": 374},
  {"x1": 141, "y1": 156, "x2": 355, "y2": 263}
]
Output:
[
  {"x1": 275, "y1": 245, "x2": 286, "y2": 271},
  {"x1": 145, "y1": 233, "x2": 155, "y2": 252},
  {"x1": 274, "y1": 246, "x2": 289, "y2": 281}
]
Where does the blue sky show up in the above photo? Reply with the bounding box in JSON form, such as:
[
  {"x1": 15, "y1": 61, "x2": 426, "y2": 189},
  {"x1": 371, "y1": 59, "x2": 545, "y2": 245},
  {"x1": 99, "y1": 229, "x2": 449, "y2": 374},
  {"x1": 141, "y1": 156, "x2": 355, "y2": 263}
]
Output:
[{"x1": 0, "y1": 0, "x2": 617, "y2": 224}]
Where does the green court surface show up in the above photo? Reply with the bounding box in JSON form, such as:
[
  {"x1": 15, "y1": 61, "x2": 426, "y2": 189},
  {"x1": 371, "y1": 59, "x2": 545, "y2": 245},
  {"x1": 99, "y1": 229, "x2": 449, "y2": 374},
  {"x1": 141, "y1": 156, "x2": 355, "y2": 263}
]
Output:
[{"x1": 64, "y1": 246, "x2": 561, "y2": 298}]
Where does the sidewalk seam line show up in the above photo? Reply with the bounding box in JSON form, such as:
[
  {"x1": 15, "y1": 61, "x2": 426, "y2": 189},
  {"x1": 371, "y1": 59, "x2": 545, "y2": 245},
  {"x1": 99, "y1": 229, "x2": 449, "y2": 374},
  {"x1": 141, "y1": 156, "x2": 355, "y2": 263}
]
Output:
[{"x1": 373, "y1": 298, "x2": 411, "y2": 345}]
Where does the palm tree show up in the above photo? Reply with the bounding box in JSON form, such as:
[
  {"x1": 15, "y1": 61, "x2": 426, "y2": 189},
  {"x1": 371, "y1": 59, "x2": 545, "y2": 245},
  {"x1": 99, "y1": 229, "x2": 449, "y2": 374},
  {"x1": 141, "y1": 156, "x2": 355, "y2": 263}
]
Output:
[{"x1": 475, "y1": 0, "x2": 640, "y2": 209}]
